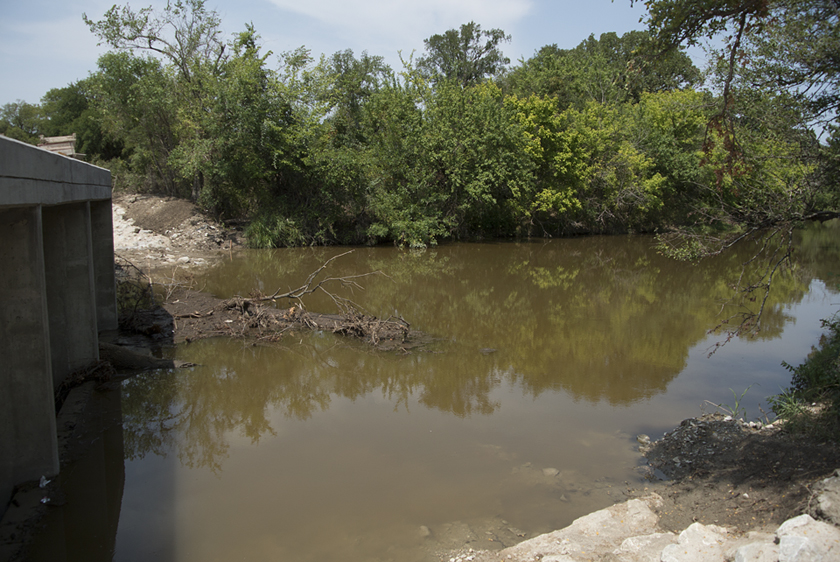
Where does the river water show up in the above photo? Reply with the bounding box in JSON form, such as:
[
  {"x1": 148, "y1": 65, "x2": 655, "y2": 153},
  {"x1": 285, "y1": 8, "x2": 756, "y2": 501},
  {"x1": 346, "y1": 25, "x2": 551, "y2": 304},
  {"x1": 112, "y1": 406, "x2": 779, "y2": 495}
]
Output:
[{"x1": 29, "y1": 224, "x2": 840, "y2": 561}]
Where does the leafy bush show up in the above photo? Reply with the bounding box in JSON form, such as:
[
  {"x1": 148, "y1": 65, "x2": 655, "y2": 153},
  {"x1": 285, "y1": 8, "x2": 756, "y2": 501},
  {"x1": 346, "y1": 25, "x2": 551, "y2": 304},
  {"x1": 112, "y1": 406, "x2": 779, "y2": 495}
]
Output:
[
  {"x1": 770, "y1": 317, "x2": 840, "y2": 438},
  {"x1": 245, "y1": 213, "x2": 308, "y2": 248}
]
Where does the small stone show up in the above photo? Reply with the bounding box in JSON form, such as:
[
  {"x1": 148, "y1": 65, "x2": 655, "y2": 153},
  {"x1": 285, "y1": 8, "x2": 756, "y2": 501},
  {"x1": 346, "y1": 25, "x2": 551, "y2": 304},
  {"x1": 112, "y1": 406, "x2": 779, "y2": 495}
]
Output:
[
  {"x1": 637, "y1": 434, "x2": 651, "y2": 445},
  {"x1": 543, "y1": 467, "x2": 560, "y2": 478}
]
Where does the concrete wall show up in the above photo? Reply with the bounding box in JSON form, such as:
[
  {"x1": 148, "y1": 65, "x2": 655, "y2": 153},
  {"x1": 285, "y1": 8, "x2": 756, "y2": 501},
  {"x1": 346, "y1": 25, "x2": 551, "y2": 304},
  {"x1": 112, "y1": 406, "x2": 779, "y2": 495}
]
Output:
[{"x1": 0, "y1": 135, "x2": 114, "y2": 517}]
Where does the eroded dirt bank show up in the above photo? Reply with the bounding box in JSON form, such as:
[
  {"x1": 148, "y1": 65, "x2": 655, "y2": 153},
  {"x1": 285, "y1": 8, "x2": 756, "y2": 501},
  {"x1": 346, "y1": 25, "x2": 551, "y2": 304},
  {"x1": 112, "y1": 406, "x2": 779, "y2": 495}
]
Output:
[{"x1": 640, "y1": 414, "x2": 840, "y2": 534}]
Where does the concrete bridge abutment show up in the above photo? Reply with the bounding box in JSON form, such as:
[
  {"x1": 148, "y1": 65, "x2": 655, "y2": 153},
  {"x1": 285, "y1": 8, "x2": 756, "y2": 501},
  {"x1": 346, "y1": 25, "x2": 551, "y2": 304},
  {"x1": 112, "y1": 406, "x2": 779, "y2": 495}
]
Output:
[{"x1": 1, "y1": 136, "x2": 115, "y2": 517}]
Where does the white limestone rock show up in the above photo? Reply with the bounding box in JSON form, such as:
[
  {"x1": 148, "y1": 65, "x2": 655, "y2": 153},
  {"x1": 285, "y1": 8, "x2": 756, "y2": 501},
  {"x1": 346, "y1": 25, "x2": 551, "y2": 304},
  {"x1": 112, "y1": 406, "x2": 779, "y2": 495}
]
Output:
[
  {"x1": 733, "y1": 540, "x2": 780, "y2": 562},
  {"x1": 497, "y1": 495, "x2": 664, "y2": 561},
  {"x1": 810, "y1": 469, "x2": 840, "y2": 527},
  {"x1": 660, "y1": 522, "x2": 729, "y2": 562},
  {"x1": 776, "y1": 514, "x2": 840, "y2": 561},
  {"x1": 611, "y1": 532, "x2": 678, "y2": 561}
]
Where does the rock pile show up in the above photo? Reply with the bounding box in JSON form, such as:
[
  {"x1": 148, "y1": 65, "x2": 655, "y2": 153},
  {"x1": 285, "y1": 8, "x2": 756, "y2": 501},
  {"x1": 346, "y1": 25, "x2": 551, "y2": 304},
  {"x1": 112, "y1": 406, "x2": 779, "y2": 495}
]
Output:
[{"x1": 452, "y1": 483, "x2": 840, "y2": 561}]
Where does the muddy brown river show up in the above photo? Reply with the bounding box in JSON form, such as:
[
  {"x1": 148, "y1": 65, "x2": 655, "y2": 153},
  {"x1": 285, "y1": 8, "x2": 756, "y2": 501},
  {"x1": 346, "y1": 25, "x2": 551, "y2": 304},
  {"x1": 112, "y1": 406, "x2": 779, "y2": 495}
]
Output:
[{"x1": 29, "y1": 224, "x2": 840, "y2": 561}]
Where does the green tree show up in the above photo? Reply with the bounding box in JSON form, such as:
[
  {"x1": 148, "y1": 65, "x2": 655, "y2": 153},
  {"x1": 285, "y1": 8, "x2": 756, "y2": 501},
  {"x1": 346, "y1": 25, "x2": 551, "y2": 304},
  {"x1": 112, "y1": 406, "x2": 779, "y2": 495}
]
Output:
[
  {"x1": 0, "y1": 101, "x2": 43, "y2": 144},
  {"x1": 636, "y1": 0, "x2": 836, "y2": 339},
  {"x1": 420, "y1": 81, "x2": 534, "y2": 238},
  {"x1": 630, "y1": 88, "x2": 711, "y2": 221},
  {"x1": 85, "y1": 0, "x2": 228, "y2": 201},
  {"x1": 247, "y1": 49, "x2": 392, "y2": 247},
  {"x1": 637, "y1": 0, "x2": 833, "y2": 229},
  {"x1": 89, "y1": 51, "x2": 181, "y2": 194},
  {"x1": 507, "y1": 93, "x2": 670, "y2": 235},
  {"x1": 418, "y1": 22, "x2": 511, "y2": 88},
  {"x1": 308, "y1": 50, "x2": 390, "y2": 237},
  {"x1": 169, "y1": 26, "x2": 300, "y2": 218},
  {"x1": 84, "y1": 0, "x2": 226, "y2": 83},
  {"x1": 361, "y1": 62, "x2": 432, "y2": 246},
  {"x1": 40, "y1": 80, "x2": 122, "y2": 160},
  {"x1": 364, "y1": 72, "x2": 534, "y2": 247},
  {"x1": 85, "y1": 2, "x2": 304, "y2": 217},
  {"x1": 504, "y1": 31, "x2": 700, "y2": 108}
]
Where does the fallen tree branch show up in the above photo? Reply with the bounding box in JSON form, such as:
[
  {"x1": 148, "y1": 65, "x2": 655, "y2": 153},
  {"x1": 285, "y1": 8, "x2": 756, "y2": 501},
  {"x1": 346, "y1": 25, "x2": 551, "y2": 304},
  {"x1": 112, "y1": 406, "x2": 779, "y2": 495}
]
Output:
[{"x1": 256, "y1": 250, "x2": 388, "y2": 313}]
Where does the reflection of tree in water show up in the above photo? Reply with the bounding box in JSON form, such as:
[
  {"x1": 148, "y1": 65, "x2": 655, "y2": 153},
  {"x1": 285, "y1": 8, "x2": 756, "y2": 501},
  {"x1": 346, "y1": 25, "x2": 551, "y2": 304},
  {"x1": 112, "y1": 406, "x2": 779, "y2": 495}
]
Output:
[
  {"x1": 121, "y1": 338, "x2": 501, "y2": 470},
  {"x1": 125, "y1": 228, "x2": 835, "y2": 470},
  {"x1": 417, "y1": 363, "x2": 501, "y2": 417},
  {"x1": 122, "y1": 342, "x2": 333, "y2": 471},
  {"x1": 793, "y1": 219, "x2": 840, "y2": 287},
  {"x1": 355, "y1": 234, "x2": 814, "y2": 404}
]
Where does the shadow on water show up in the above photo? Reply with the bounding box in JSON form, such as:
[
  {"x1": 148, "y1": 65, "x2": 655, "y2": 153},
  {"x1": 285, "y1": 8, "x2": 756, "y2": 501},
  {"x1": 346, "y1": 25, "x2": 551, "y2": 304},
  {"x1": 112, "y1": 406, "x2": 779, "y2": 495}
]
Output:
[
  {"x1": 26, "y1": 386, "x2": 133, "y2": 562},
  {"x1": 24, "y1": 257, "x2": 184, "y2": 562}
]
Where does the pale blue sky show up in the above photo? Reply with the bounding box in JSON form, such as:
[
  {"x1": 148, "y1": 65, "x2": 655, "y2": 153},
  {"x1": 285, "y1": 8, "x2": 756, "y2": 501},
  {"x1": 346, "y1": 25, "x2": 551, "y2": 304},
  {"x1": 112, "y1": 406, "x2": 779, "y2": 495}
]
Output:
[{"x1": 0, "y1": 0, "x2": 653, "y2": 106}]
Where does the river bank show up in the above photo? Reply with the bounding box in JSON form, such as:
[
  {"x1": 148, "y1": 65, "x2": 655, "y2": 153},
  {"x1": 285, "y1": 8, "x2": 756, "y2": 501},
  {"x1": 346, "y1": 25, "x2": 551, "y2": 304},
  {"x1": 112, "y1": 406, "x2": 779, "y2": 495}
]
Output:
[
  {"x1": 109, "y1": 195, "x2": 840, "y2": 560},
  {"x1": 2, "y1": 195, "x2": 839, "y2": 561},
  {"x1": 446, "y1": 414, "x2": 840, "y2": 561}
]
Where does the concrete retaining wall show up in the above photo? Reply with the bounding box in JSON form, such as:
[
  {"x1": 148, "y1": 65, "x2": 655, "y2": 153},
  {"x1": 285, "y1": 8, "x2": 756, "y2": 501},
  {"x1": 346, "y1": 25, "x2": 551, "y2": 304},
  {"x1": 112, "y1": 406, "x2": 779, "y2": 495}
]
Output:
[{"x1": 0, "y1": 135, "x2": 115, "y2": 517}]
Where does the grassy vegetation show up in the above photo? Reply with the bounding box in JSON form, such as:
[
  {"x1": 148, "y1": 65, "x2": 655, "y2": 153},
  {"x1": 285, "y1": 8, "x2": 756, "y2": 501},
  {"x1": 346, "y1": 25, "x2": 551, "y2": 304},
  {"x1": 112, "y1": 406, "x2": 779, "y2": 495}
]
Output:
[{"x1": 770, "y1": 317, "x2": 840, "y2": 439}]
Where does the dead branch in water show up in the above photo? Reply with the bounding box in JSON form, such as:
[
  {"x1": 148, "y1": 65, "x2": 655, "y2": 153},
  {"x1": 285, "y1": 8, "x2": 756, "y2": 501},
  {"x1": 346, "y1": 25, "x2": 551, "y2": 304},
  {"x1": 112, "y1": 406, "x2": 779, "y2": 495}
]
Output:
[
  {"x1": 119, "y1": 249, "x2": 426, "y2": 352},
  {"x1": 250, "y1": 250, "x2": 411, "y2": 345},
  {"x1": 257, "y1": 250, "x2": 368, "y2": 300},
  {"x1": 255, "y1": 250, "x2": 388, "y2": 312}
]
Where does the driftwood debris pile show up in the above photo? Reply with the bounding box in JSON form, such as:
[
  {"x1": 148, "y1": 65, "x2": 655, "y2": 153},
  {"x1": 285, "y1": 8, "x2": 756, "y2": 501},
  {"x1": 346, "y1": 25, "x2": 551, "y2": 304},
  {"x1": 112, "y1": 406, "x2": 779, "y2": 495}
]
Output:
[
  {"x1": 117, "y1": 250, "x2": 428, "y2": 352},
  {"x1": 159, "y1": 289, "x2": 415, "y2": 351}
]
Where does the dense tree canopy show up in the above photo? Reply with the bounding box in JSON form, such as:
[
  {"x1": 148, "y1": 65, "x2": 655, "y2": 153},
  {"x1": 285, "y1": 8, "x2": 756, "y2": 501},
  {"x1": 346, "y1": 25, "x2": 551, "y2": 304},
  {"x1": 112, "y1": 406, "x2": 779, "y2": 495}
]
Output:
[
  {"x1": 1, "y1": 0, "x2": 834, "y2": 254},
  {"x1": 0, "y1": 101, "x2": 42, "y2": 144},
  {"x1": 418, "y1": 21, "x2": 511, "y2": 88},
  {"x1": 504, "y1": 30, "x2": 700, "y2": 108},
  {"x1": 632, "y1": 0, "x2": 838, "y2": 235}
]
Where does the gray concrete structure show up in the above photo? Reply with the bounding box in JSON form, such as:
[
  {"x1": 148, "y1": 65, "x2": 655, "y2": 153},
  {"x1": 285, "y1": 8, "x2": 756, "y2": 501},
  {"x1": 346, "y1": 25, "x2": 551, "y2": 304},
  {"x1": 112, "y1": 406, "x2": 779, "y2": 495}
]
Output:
[{"x1": 0, "y1": 135, "x2": 115, "y2": 517}]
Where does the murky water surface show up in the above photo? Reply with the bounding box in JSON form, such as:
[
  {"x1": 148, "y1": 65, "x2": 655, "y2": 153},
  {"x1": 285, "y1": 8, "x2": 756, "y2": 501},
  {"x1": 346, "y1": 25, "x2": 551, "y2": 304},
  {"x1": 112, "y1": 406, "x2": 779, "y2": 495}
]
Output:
[{"x1": 33, "y1": 225, "x2": 840, "y2": 561}]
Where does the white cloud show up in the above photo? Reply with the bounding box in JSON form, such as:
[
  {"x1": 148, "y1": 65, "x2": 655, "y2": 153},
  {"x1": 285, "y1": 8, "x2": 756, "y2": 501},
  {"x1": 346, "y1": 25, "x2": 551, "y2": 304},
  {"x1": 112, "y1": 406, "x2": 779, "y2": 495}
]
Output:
[
  {"x1": 267, "y1": 0, "x2": 533, "y2": 46},
  {"x1": 270, "y1": 0, "x2": 532, "y2": 26}
]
